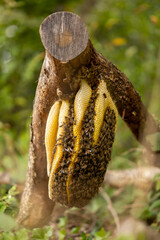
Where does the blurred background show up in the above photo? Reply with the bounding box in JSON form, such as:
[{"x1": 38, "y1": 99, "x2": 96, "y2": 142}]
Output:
[{"x1": 0, "y1": 0, "x2": 160, "y2": 238}]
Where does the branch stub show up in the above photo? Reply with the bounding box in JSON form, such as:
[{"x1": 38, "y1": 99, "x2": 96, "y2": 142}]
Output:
[{"x1": 40, "y1": 11, "x2": 89, "y2": 62}]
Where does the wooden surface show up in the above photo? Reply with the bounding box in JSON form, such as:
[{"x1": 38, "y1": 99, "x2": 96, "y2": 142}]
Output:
[{"x1": 40, "y1": 12, "x2": 89, "y2": 61}]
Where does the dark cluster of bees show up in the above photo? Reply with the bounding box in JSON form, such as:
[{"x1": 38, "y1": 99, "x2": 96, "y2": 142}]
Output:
[{"x1": 50, "y1": 83, "x2": 117, "y2": 207}]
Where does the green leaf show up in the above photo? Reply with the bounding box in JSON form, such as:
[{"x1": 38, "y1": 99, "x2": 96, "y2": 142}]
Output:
[
  {"x1": 8, "y1": 186, "x2": 18, "y2": 196},
  {"x1": 15, "y1": 228, "x2": 29, "y2": 240},
  {"x1": 140, "y1": 208, "x2": 155, "y2": 221},
  {"x1": 58, "y1": 217, "x2": 67, "y2": 229},
  {"x1": 94, "y1": 228, "x2": 110, "y2": 240},
  {"x1": 0, "y1": 201, "x2": 7, "y2": 213},
  {"x1": 1, "y1": 232, "x2": 15, "y2": 240},
  {"x1": 80, "y1": 232, "x2": 87, "y2": 240},
  {"x1": 150, "y1": 199, "x2": 160, "y2": 210},
  {"x1": 153, "y1": 173, "x2": 160, "y2": 182},
  {"x1": 58, "y1": 229, "x2": 66, "y2": 240},
  {"x1": 31, "y1": 226, "x2": 53, "y2": 240},
  {"x1": 155, "y1": 180, "x2": 160, "y2": 191},
  {"x1": 151, "y1": 191, "x2": 160, "y2": 201},
  {"x1": 80, "y1": 232, "x2": 92, "y2": 240},
  {"x1": 70, "y1": 226, "x2": 81, "y2": 234}
]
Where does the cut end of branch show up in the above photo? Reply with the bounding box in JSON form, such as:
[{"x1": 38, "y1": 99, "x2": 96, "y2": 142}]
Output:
[{"x1": 40, "y1": 11, "x2": 89, "y2": 62}]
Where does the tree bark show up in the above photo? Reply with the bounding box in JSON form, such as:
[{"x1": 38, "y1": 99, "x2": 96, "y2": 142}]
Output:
[{"x1": 18, "y1": 11, "x2": 160, "y2": 228}]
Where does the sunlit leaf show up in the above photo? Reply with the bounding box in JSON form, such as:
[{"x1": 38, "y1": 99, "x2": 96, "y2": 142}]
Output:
[
  {"x1": 0, "y1": 201, "x2": 7, "y2": 213},
  {"x1": 58, "y1": 229, "x2": 66, "y2": 240},
  {"x1": 15, "y1": 228, "x2": 29, "y2": 240},
  {"x1": 94, "y1": 228, "x2": 110, "y2": 240}
]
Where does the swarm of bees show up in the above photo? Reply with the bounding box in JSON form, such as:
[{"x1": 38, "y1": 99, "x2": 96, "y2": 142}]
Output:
[{"x1": 45, "y1": 79, "x2": 118, "y2": 207}]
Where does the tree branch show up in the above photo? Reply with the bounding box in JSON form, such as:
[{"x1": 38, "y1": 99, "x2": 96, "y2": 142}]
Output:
[{"x1": 104, "y1": 167, "x2": 160, "y2": 189}]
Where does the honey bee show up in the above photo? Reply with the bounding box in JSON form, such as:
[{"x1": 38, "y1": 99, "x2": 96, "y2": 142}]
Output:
[{"x1": 45, "y1": 80, "x2": 118, "y2": 207}]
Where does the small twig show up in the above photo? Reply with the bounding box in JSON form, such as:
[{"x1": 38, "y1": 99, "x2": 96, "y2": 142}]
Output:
[
  {"x1": 100, "y1": 187, "x2": 120, "y2": 233},
  {"x1": 104, "y1": 167, "x2": 160, "y2": 189},
  {"x1": 121, "y1": 147, "x2": 143, "y2": 156}
]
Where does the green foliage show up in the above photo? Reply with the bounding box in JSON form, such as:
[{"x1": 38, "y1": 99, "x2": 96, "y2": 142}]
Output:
[
  {"x1": 140, "y1": 174, "x2": 160, "y2": 231},
  {"x1": 31, "y1": 226, "x2": 54, "y2": 240},
  {"x1": 78, "y1": 228, "x2": 110, "y2": 240},
  {"x1": 1, "y1": 228, "x2": 28, "y2": 240},
  {"x1": 0, "y1": 226, "x2": 54, "y2": 240},
  {"x1": 0, "y1": 185, "x2": 19, "y2": 215},
  {"x1": 80, "y1": 232, "x2": 92, "y2": 240},
  {"x1": 57, "y1": 217, "x2": 67, "y2": 240},
  {"x1": 0, "y1": 185, "x2": 19, "y2": 232},
  {"x1": 94, "y1": 228, "x2": 110, "y2": 240}
]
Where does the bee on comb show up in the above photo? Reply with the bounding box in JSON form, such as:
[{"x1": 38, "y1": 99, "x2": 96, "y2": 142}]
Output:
[{"x1": 45, "y1": 79, "x2": 118, "y2": 207}]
